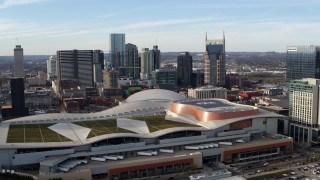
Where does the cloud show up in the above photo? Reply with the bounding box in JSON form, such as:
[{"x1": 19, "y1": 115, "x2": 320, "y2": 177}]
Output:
[
  {"x1": 98, "y1": 8, "x2": 144, "y2": 18},
  {"x1": 0, "y1": 0, "x2": 47, "y2": 9},
  {"x1": 114, "y1": 17, "x2": 213, "y2": 31},
  {"x1": 0, "y1": 19, "x2": 91, "y2": 40}
]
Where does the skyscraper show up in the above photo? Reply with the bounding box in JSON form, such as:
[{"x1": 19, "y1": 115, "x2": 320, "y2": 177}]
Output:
[
  {"x1": 93, "y1": 49, "x2": 105, "y2": 70},
  {"x1": 204, "y1": 33, "x2": 226, "y2": 87},
  {"x1": 56, "y1": 50, "x2": 94, "y2": 87},
  {"x1": 151, "y1": 45, "x2": 161, "y2": 70},
  {"x1": 286, "y1": 46, "x2": 320, "y2": 82},
  {"x1": 110, "y1": 33, "x2": 125, "y2": 70},
  {"x1": 288, "y1": 78, "x2": 320, "y2": 144},
  {"x1": 14, "y1": 45, "x2": 24, "y2": 77},
  {"x1": 46, "y1": 55, "x2": 56, "y2": 80},
  {"x1": 177, "y1": 52, "x2": 193, "y2": 87},
  {"x1": 125, "y1": 43, "x2": 140, "y2": 79},
  {"x1": 93, "y1": 50, "x2": 104, "y2": 83},
  {"x1": 140, "y1": 48, "x2": 155, "y2": 80}
]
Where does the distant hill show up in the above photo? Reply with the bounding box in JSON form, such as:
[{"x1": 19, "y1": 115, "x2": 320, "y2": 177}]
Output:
[
  {"x1": 0, "y1": 52, "x2": 285, "y2": 62},
  {"x1": 0, "y1": 55, "x2": 50, "y2": 62}
]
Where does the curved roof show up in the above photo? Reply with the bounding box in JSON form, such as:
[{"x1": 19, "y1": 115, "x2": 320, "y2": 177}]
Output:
[
  {"x1": 126, "y1": 89, "x2": 186, "y2": 103},
  {"x1": 171, "y1": 99, "x2": 260, "y2": 122},
  {"x1": 5, "y1": 100, "x2": 167, "y2": 123}
]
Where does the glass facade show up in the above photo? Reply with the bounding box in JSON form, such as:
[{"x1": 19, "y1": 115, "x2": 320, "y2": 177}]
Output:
[
  {"x1": 124, "y1": 43, "x2": 140, "y2": 79},
  {"x1": 111, "y1": 161, "x2": 192, "y2": 179},
  {"x1": 151, "y1": 69, "x2": 177, "y2": 87},
  {"x1": 177, "y1": 52, "x2": 193, "y2": 87},
  {"x1": 110, "y1": 33, "x2": 125, "y2": 69},
  {"x1": 289, "y1": 124, "x2": 310, "y2": 143},
  {"x1": 226, "y1": 147, "x2": 280, "y2": 163},
  {"x1": 286, "y1": 46, "x2": 320, "y2": 82}
]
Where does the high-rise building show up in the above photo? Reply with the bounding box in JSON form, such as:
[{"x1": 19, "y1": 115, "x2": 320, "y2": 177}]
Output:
[
  {"x1": 124, "y1": 43, "x2": 140, "y2": 79},
  {"x1": 56, "y1": 50, "x2": 94, "y2": 87},
  {"x1": 177, "y1": 52, "x2": 193, "y2": 87},
  {"x1": 1, "y1": 77, "x2": 29, "y2": 118},
  {"x1": 93, "y1": 50, "x2": 104, "y2": 83},
  {"x1": 93, "y1": 50, "x2": 104, "y2": 70},
  {"x1": 286, "y1": 46, "x2": 320, "y2": 82},
  {"x1": 151, "y1": 45, "x2": 161, "y2": 70},
  {"x1": 103, "y1": 69, "x2": 119, "y2": 88},
  {"x1": 46, "y1": 55, "x2": 56, "y2": 80},
  {"x1": 204, "y1": 33, "x2": 226, "y2": 87},
  {"x1": 93, "y1": 64, "x2": 102, "y2": 83},
  {"x1": 288, "y1": 78, "x2": 320, "y2": 145},
  {"x1": 151, "y1": 69, "x2": 176, "y2": 87},
  {"x1": 140, "y1": 48, "x2": 155, "y2": 80},
  {"x1": 110, "y1": 33, "x2": 125, "y2": 70},
  {"x1": 11, "y1": 78, "x2": 28, "y2": 116},
  {"x1": 14, "y1": 45, "x2": 24, "y2": 77}
]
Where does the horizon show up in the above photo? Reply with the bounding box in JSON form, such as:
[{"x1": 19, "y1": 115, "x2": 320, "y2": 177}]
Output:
[
  {"x1": 1, "y1": 0, "x2": 320, "y2": 55},
  {"x1": 0, "y1": 51, "x2": 287, "y2": 57}
]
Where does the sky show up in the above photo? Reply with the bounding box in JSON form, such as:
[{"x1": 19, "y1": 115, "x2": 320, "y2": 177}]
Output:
[{"x1": 0, "y1": 0, "x2": 320, "y2": 55}]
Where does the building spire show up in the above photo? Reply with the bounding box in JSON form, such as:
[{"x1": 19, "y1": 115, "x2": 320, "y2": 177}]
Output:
[{"x1": 205, "y1": 31, "x2": 207, "y2": 41}]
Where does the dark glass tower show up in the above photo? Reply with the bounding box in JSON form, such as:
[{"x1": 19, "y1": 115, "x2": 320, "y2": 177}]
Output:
[
  {"x1": 1, "y1": 77, "x2": 29, "y2": 118},
  {"x1": 151, "y1": 45, "x2": 161, "y2": 70},
  {"x1": 286, "y1": 46, "x2": 320, "y2": 82},
  {"x1": 125, "y1": 43, "x2": 140, "y2": 79},
  {"x1": 11, "y1": 77, "x2": 24, "y2": 108},
  {"x1": 177, "y1": 52, "x2": 193, "y2": 88}
]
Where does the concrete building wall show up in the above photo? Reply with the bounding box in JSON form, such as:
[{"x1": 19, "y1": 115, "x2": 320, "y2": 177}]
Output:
[
  {"x1": 0, "y1": 150, "x2": 15, "y2": 168},
  {"x1": 14, "y1": 45, "x2": 24, "y2": 77},
  {"x1": 251, "y1": 117, "x2": 267, "y2": 132},
  {"x1": 13, "y1": 149, "x2": 74, "y2": 166},
  {"x1": 159, "y1": 135, "x2": 207, "y2": 145},
  {"x1": 266, "y1": 117, "x2": 278, "y2": 135}
]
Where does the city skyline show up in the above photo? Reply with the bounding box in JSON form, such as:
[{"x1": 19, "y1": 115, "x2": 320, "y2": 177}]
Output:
[{"x1": 0, "y1": 0, "x2": 320, "y2": 55}]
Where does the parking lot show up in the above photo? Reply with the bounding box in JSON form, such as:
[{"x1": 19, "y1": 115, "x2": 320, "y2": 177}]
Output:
[
  {"x1": 225, "y1": 150, "x2": 320, "y2": 180},
  {"x1": 242, "y1": 161, "x2": 320, "y2": 180}
]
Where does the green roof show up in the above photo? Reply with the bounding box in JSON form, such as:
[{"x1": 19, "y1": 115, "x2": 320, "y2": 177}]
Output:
[
  {"x1": 7, "y1": 124, "x2": 71, "y2": 143},
  {"x1": 6, "y1": 115, "x2": 200, "y2": 143}
]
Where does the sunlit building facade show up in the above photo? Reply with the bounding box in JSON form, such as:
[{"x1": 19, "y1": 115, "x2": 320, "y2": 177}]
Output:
[
  {"x1": 286, "y1": 45, "x2": 320, "y2": 82},
  {"x1": 204, "y1": 34, "x2": 226, "y2": 87}
]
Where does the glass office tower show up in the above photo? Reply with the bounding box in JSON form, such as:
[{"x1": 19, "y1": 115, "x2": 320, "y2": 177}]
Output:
[
  {"x1": 124, "y1": 43, "x2": 140, "y2": 79},
  {"x1": 110, "y1": 33, "x2": 125, "y2": 70},
  {"x1": 177, "y1": 52, "x2": 193, "y2": 88},
  {"x1": 286, "y1": 46, "x2": 320, "y2": 82}
]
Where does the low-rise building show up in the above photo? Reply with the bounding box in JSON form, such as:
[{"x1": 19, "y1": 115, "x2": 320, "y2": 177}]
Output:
[
  {"x1": 263, "y1": 87, "x2": 283, "y2": 96},
  {"x1": 25, "y1": 88, "x2": 52, "y2": 110},
  {"x1": 151, "y1": 69, "x2": 176, "y2": 87},
  {"x1": 188, "y1": 86, "x2": 227, "y2": 99},
  {"x1": 26, "y1": 71, "x2": 47, "y2": 86},
  {"x1": 238, "y1": 91, "x2": 262, "y2": 100}
]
